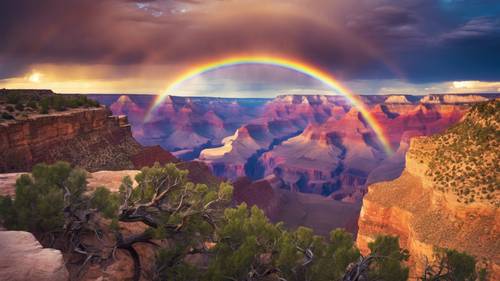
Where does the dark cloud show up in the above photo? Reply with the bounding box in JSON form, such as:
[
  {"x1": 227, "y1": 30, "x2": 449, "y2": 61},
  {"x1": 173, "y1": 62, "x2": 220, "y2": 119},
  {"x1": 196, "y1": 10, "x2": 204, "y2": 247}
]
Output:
[
  {"x1": 0, "y1": 0, "x2": 499, "y2": 82},
  {"x1": 440, "y1": 17, "x2": 500, "y2": 41}
]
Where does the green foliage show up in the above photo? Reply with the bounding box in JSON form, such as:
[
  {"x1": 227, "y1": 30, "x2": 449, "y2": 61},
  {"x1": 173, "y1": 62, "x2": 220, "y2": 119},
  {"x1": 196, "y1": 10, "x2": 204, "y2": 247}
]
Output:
[
  {"x1": 33, "y1": 95, "x2": 100, "y2": 114},
  {"x1": 0, "y1": 162, "x2": 82, "y2": 233},
  {"x1": 27, "y1": 100, "x2": 38, "y2": 109},
  {"x1": 0, "y1": 196, "x2": 15, "y2": 226},
  {"x1": 421, "y1": 248, "x2": 488, "y2": 281},
  {"x1": 367, "y1": 235, "x2": 410, "y2": 281},
  {"x1": 206, "y1": 203, "x2": 284, "y2": 280},
  {"x1": 121, "y1": 163, "x2": 233, "y2": 279},
  {"x1": 5, "y1": 93, "x2": 20, "y2": 104},
  {"x1": 2, "y1": 92, "x2": 100, "y2": 116},
  {"x1": 207, "y1": 204, "x2": 361, "y2": 281},
  {"x1": 155, "y1": 247, "x2": 201, "y2": 281},
  {"x1": 131, "y1": 163, "x2": 189, "y2": 204},
  {"x1": 15, "y1": 101, "x2": 25, "y2": 111},
  {"x1": 91, "y1": 186, "x2": 120, "y2": 219},
  {"x1": 0, "y1": 161, "x2": 489, "y2": 281},
  {"x1": 309, "y1": 229, "x2": 361, "y2": 280},
  {"x1": 39, "y1": 98, "x2": 49, "y2": 114},
  {"x1": 52, "y1": 95, "x2": 66, "y2": 111},
  {"x1": 444, "y1": 249, "x2": 479, "y2": 281}
]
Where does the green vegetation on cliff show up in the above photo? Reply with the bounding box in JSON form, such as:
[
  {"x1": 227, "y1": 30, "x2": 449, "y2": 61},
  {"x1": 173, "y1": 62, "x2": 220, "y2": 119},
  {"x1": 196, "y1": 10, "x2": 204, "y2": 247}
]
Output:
[
  {"x1": 421, "y1": 100, "x2": 499, "y2": 206},
  {"x1": 0, "y1": 90, "x2": 99, "y2": 120},
  {"x1": 0, "y1": 162, "x2": 488, "y2": 281}
]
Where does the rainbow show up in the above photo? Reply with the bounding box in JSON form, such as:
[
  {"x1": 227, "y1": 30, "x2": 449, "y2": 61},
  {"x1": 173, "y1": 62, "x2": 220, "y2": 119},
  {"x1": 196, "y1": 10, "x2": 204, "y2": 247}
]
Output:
[{"x1": 147, "y1": 55, "x2": 393, "y2": 154}]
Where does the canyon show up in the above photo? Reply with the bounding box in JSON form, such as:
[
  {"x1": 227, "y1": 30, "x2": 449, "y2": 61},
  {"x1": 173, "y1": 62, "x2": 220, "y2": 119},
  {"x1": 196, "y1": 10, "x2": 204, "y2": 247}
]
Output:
[
  {"x1": 94, "y1": 93, "x2": 495, "y2": 203},
  {"x1": 88, "y1": 92, "x2": 497, "y2": 239},
  {"x1": 1, "y1": 90, "x2": 498, "y2": 280}
]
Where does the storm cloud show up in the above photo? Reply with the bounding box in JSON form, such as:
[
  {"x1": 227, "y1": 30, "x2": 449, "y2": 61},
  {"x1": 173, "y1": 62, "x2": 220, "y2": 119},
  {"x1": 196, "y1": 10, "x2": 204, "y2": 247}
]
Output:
[{"x1": 0, "y1": 0, "x2": 499, "y2": 85}]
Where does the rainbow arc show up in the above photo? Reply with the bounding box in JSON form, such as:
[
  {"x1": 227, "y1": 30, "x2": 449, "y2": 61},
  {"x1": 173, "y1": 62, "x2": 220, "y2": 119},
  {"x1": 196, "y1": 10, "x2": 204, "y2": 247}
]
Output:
[{"x1": 146, "y1": 55, "x2": 393, "y2": 154}]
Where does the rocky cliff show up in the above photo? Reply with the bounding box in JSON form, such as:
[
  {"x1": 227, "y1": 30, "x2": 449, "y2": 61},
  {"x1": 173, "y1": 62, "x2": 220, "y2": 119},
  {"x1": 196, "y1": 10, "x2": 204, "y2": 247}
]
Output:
[
  {"x1": 0, "y1": 231, "x2": 69, "y2": 281},
  {"x1": 357, "y1": 100, "x2": 499, "y2": 278},
  {"x1": 0, "y1": 106, "x2": 143, "y2": 172},
  {"x1": 250, "y1": 102, "x2": 469, "y2": 201}
]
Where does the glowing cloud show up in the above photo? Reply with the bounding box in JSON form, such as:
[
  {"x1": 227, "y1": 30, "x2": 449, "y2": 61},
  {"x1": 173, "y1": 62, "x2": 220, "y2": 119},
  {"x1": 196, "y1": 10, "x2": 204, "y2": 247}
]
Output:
[
  {"x1": 147, "y1": 55, "x2": 393, "y2": 154},
  {"x1": 28, "y1": 72, "x2": 42, "y2": 83}
]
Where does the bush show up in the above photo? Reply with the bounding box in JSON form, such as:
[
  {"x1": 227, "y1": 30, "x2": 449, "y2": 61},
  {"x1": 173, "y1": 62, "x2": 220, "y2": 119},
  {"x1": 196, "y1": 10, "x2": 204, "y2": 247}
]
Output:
[
  {"x1": 15, "y1": 101, "x2": 25, "y2": 111},
  {"x1": 27, "y1": 100, "x2": 38, "y2": 109},
  {"x1": 368, "y1": 235, "x2": 410, "y2": 281},
  {"x1": 421, "y1": 248, "x2": 487, "y2": 281},
  {"x1": 39, "y1": 98, "x2": 49, "y2": 114},
  {"x1": 5, "y1": 93, "x2": 20, "y2": 104},
  {"x1": 52, "y1": 96, "x2": 66, "y2": 111},
  {"x1": 0, "y1": 162, "x2": 86, "y2": 234},
  {"x1": 90, "y1": 186, "x2": 120, "y2": 219}
]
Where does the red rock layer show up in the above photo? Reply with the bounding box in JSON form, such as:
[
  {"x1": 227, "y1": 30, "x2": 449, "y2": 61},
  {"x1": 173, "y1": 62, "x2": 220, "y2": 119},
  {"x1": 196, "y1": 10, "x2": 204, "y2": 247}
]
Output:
[
  {"x1": 131, "y1": 145, "x2": 179, "y2": 168},
  {"x1": 233, "y1": 177, "x2": 282, "y2": 220},
  {"x1": 0, "y1": 107, "x2": 142, "y2": 172}
]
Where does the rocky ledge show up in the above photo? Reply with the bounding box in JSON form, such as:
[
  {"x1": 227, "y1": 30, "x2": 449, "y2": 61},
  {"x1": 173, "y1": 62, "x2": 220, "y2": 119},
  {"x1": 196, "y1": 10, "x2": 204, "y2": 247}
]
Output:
[
  {"x1": 0, "y1": 106, "x2": 142, "y2": 172},
  {"x1": 356, "y1": 100, "x2": 500, "y2": 279},
  {"x1": 0, "y1": 231, "x2": 69, "y2": 281}
]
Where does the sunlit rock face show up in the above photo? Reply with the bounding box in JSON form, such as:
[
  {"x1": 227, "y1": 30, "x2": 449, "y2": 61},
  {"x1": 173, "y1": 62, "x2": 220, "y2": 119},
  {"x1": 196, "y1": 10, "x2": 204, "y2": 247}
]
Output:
[
  {"x1": 0, "y1": 231, "x2": 69, "y2": 281},
  {"x1": 94, "y1": 93, "x2": 497, "y2": 200},
  {"x1": 357, "y1": 101, "x2": 500, "y2": 278}
]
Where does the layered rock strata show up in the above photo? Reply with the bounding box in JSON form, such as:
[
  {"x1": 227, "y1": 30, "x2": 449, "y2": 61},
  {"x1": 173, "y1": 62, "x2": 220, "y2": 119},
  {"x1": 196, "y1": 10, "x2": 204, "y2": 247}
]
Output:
[
  {"x1": 357, "y1": 100, "x2": 500, "y2": 278},
  {"x1": 0, "y1": 107, "x2": 141, "y2": 172}
]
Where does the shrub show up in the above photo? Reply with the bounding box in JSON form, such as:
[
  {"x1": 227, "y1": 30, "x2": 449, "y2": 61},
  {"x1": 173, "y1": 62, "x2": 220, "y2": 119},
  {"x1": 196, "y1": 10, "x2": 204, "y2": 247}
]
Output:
[
  {"x1": 0, "y1": 162, "x2": 86, "y2": 234},
  {"x1": 52, "y1": 96, "x2": 66, "y2": 111},
  {"x1": 367, "y1": 235, "x2": 410, "y2": 281},
  {"x1": 15, "y1": 101, "x2": 25, "y2": 111},
  {"x1": 39, "y1": 98, "x2": 49, "y2": 114},
  {"x1": 5, "y1": 93, "x2": 20, "y2": 104},
  {"x1": 27, "y1": 100, "x2": 38, "y2": 109},
  {"x1": 421, "y1": 248, "x2": 487, "y2": 281}
]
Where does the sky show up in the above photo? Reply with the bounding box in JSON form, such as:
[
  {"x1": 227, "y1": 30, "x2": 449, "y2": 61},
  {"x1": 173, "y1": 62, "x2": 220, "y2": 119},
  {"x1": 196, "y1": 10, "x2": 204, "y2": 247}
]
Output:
[{"x1": 0, "y1": 0, "x2": 499, "y2": 97}]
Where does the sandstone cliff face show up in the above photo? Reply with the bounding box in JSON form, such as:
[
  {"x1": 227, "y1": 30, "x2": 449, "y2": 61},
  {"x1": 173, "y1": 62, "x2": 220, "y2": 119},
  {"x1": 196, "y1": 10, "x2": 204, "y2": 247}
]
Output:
[
  {"x1": 233, "y1": 177, "x2": 283, "y2": 220},
  {"x1": 357, "y1": 101, "x2": 500, "y2": 279},
  {"x1": 0, "y1": 231, "x2": 69, "y2": 281},
  {"x1": 0, "y1": 107, "x2": 142, "y2": 172}
]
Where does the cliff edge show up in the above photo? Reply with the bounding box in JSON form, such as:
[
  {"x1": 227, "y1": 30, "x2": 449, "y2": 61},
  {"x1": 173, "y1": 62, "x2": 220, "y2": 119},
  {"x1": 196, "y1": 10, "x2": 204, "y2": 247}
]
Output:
[
  {"x1": 357, "y1": 100, "x2": 499, "y2": 279},
  {"x1": 0, "y1": 90, "x2": 145, "y2": 172}
]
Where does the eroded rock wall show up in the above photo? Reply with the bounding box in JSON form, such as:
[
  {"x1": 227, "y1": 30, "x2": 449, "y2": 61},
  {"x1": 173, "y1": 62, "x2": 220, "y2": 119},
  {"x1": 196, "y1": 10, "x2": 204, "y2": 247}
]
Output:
[
  {"x1": 0, "y1": 107, "x2": 142, "y2": 172},
  {"x1": 357, "y1": 138, "x2": 500, "y2": 279}
]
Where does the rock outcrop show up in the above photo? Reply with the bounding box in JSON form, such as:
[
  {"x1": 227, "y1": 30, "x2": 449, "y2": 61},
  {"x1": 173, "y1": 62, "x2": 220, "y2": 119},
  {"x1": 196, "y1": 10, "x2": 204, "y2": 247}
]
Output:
[
  {"x1": 233, "y1": 176, "x2": 283, "y2": 220},
  {"x1": 0, "y1": 107, "x2": 142, "y2": 172},
  {"x1": 357, "y1": 100, "x2": 500, "y2": 278},
  {"x1": 420, "y1": 94, "x2": 489, "y2": 104},
  {"x1": 0, "y1": 231, "x2": 69, "y2": 281}
]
